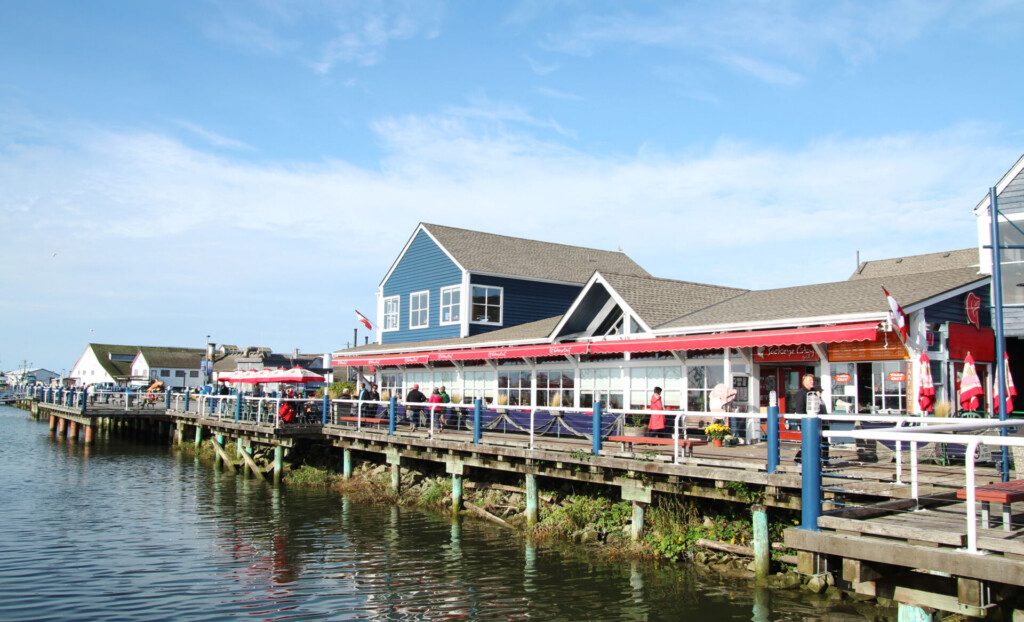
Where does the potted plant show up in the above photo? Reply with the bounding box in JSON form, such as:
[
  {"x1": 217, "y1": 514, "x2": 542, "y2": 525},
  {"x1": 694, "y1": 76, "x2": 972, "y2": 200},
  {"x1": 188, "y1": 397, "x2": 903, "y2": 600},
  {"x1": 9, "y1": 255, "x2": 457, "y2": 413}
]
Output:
[
  {"x1": 704, "y1": 422, "x2": 730, "y2": 447},
  {"x1": 623, "y1": 412, "x2": 648, "y2": 436}
]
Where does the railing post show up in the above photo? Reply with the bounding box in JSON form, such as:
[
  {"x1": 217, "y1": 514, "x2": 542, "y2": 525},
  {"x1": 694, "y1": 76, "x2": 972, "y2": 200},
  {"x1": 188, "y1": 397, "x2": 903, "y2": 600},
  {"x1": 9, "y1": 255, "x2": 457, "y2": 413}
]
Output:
[
  {"x1": 800, "y1": 412, "x2": 822, "y2": 531},
  {"x1": 322, "y1": 392, "x2": 330, "y2": 425},
  {"x1": 234, "y1": 392, "x2": 242, "y2": 421},
  {"x1": 473, "y1": 398, "x2": 482, "y2": 445},
  {"x1": 164, "y1": 390, "x2": 171, "y2": 410},
  {"x1": 592, "y1": 400, "x2": 603, "y2": 456},
  {"x1": 388, "y1": 396, "x2": 397, "y2": 436},
  {"x1": 767, "y1": 390, "x2": 780, "y2": 474},
  {"x1": 184, "y1": 391, "x2": 190, "y2": 413}
]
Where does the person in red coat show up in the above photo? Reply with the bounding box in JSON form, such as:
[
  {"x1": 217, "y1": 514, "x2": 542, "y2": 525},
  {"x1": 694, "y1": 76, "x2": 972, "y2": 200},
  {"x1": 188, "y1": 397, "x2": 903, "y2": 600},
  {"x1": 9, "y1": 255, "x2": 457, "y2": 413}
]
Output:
[{"x1": 648, "y1": 387, "x2": 665, "y2": 436}]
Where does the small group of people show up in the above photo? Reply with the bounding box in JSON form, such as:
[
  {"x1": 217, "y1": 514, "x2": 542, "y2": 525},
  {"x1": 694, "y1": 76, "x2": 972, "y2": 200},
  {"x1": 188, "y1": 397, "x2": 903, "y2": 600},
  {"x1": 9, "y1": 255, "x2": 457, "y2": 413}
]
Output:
[{"x1": 404, "y1": 384, "x2": 451, "y2": 431}]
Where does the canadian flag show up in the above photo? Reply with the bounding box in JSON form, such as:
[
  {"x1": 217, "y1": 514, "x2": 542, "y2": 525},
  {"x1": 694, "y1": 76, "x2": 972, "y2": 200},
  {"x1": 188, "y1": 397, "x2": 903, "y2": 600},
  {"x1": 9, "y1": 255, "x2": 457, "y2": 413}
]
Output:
[
  {"x1": 882, "y1": 287, "x2": 907, "y2": 342},
  {"x1": 1003, "y1": 353, "x2": 1017, "y2": 414},
  {"x1": 355, "y1": 309, "x2": 373, "y2": 331}
]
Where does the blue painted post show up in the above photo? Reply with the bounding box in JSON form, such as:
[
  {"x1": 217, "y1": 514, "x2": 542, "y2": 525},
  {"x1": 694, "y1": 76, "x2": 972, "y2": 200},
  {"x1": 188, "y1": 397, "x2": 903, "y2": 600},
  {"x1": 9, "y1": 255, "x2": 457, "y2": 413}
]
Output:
[
  {"x1": 388, "y1": 396, "x2": 397, "y2": 436},
  {"x1": 991, "y1": 187, "x2": 1010, "y2": 482},
  {"x1": 473, "y1": 398, "x2": 482, "y2": 445},
  {"x1": 592, "y1": 400, "x2": 603, "y2": 456},
  {"x1": 164, "y1": 390, "x2": 172, "y2": 409},
  {"x1": 183, "y1": 390, "x2": 190, "y2": 413},
  {"x1": 322, "y1": 392, "x2": 330, "y2": 425},
  {"x1": 234, "y1": 391, "x2": 242, "y2": 421},
  {"x1": 767, "y1": 391, "x2": 780, "y2": 474},
  {"x1": 800, "y1": 415, "x2": 822, "y2": 531}
]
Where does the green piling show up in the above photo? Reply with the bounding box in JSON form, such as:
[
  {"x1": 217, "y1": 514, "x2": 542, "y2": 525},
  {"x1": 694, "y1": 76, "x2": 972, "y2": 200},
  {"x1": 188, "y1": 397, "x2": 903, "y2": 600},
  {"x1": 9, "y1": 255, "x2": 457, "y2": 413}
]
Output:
[
  {"x1": 525, "y1": 473, "x2": 538, "y2": 527},
  {"x1": 194, "y1": 424, "x2": 202, "y2": 446},
  {"x1": 343, "y1": 448, "x2": 353, "y2": 480},
  {"x1": 273, "y1": 446, "x2": 284, "y2": 483},
  {"x1": 452, "y1": 473, "x2": 463, "y2": 516},
  {"x1": 752, "y1": 505, "x2": 770, "y2": 582}
]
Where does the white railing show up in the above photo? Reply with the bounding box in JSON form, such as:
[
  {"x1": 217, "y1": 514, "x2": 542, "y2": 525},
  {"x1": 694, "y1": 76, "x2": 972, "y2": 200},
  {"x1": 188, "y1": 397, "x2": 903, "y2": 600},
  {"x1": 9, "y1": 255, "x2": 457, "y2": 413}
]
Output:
[{"x1": 821, "y1": 419, "x2": 1024, "y2": 554}]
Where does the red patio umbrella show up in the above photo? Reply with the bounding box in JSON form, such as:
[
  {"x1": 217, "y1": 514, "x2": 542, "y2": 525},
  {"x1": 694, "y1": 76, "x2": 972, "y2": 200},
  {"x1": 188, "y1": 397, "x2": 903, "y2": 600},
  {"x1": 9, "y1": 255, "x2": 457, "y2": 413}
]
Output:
[
  {"x1": 260, "y1": 366, "x2": 325, "y2": 384},
  {"x1": 1001, "y1": 353, "x2": 1017, "y2": 414},
  {"x1": 959, "y1": 352, "x2": 983, "y2": 412},
  {"x1": 917, "y1": 352, "x2": 935, "y2": 413}
]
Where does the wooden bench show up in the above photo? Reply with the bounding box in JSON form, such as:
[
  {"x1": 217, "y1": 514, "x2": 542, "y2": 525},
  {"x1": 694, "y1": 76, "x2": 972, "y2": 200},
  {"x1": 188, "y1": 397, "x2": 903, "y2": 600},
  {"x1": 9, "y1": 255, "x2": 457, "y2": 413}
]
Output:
[
  {"x1": 956, "y1": 479, "x2": 1024, "y2": 531},
  {"x1": 607, "y1": 435, "x2": 708, "y2": 457},
  {"x1": 337, "y1": 416, "x2": 389, "y2": 425}
]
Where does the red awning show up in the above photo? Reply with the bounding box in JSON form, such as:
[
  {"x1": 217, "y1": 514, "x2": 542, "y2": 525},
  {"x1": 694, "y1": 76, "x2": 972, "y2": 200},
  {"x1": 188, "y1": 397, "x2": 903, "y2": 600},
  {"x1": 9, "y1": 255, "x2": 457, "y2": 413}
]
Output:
[
  {"x1": 587, "y1": 321, "x2": 881, "y2": 354},
  {"x1": 333, "y1": 322, "x2": 881, "y2": 367}
]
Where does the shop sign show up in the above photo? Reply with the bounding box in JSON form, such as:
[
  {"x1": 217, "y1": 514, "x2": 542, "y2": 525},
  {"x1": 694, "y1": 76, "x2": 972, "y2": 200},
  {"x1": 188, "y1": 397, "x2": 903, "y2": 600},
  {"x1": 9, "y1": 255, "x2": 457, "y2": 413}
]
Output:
[
  {"x1": 966, "y1": 292, "x2": 982, "y2": 330},
  {"x1": 948, "y1": 322, "x2": 995, "y2": 362},
  {"x1": 754, "y1": 344, "x2": 818, "y2": 363},
  {"x1": 833, "y1": 373, "x2": 851, "y2": 383},
  {"x1": 888, "y1": 371, "x2": 906, "y2": 383}
]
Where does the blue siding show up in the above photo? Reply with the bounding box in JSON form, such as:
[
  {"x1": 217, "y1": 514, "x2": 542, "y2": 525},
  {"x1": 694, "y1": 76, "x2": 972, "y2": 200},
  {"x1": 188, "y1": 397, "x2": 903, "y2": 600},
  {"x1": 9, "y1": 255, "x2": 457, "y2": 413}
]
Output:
[
  {"x1": 925, "y1": 286, "x2": 991, "y2": 327},
  {"x1": 468, "y1": 274, "x2": 581, "y2": 337},
  {"x1": 382, "y1": 230, "x2": 462, "y2": 344}
]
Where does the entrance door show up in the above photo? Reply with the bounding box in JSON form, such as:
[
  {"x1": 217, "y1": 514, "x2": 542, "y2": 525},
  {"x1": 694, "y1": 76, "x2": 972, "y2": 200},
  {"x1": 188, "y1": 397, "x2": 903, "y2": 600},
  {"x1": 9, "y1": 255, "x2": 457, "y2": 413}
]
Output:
[{"x1": 759, "y1": 366, "x2": 811, "y2": 413}]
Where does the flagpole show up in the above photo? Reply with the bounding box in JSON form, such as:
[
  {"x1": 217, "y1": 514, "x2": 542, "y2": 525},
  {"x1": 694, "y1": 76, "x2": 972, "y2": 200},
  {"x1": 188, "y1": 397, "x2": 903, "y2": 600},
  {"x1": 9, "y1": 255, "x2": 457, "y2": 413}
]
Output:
[{"x1": 990, "y1": 186, "x2": 1010, "y2": 482}]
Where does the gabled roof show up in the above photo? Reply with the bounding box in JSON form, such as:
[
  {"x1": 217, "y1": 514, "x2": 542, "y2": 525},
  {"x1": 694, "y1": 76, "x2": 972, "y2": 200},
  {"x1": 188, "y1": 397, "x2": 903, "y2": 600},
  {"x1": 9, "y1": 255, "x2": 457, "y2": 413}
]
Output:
[
  {"x1": 974, "y1": 153, "x2": 1024, "y2": 215},
  {"x1": 421, "y1": 223, "x2": 650, "y2": 284},
  {"x1": 85, "y1": 343, "x2": 141, "y2": 379},
  {"x1": 850, "y1": 248, "x2": 978, "y2": 280},
  {"x1": 136, "y1": 347, "x2": 205, "y2": 369},
  {"x1": 599, "y1": 272, "x2": 747, "y2": 329},
  {"x1": 333, "y1": 316, "x2": 562, "y2": 358},
  {"x1": 659, "y1": 266, "x2": 987, "y2": 331}
]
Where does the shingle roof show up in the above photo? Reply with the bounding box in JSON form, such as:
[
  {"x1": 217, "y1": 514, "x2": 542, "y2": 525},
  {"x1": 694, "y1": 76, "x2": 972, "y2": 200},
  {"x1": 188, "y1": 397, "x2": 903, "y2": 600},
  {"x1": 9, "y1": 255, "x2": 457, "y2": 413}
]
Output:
[
  {"x1": 87, "y1": 343, "x2": 141, "y2": 380},
  {"x1": 849, "y1": 248, "x2": 978, "y2": 280},
  {"x1": 137, "y1": 347, "x2": 205, "y2": 369},
  {"x1": 661, "y1": 266, "x2": 987, "y2": 330},
  {"x1": 423, "y1": 223, "x2": 650, "y2": 284},
  {"x1": 598, "y1": 272, "x2": 747, "y2": 328},
  {"x1": 333, "y1": 316, "x2": 562, "y2": 357}
]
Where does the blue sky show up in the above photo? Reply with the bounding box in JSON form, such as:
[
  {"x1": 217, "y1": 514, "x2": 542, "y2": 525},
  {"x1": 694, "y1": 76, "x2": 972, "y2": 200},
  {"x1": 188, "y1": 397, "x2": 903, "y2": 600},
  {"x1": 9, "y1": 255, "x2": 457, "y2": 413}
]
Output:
[{"x1": 2, "y1": 1, "x2": 1023, "y2": 373}]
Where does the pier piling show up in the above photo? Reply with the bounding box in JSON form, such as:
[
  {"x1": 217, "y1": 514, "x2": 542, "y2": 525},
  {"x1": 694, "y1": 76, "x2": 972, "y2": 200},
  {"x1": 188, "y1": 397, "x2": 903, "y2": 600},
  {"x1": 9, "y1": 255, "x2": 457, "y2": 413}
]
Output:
[
  {"x1": 452, "y1": 473, "x2": 463, "y2": 516},
  {"x1": 84, "y1": 424, "x2": 94, "y2": 445},
  {"x1": 56, "y1": 417, "x2": 66, "y2": 437},
  {"x1": 273, "y1": 446, "x2": 284, "y2": 483},
  {"x1": 630, "y1": 502, "x2": 645, "y2": 542},
  {"x1": 525, "y1": 473, "x2": 538, "y2": 527},
  {"x1": 48, "y1": 415, "x2": 56, "y2": 432},
  {"x1": 343, "y1": 448, "x2": 352, "y2": 480},
  {"x1": 387, "y1": 448, "x2": 401, "y2": 494},
  {"x1": 68, "y1": 421, "x2": 78, "y2": 442},
  {"x1": 752, "y1": 505, "x2": 770, "y2": 582},
  {"x1": 194, "y1": 424, "x2": 202, "y2": 446}
]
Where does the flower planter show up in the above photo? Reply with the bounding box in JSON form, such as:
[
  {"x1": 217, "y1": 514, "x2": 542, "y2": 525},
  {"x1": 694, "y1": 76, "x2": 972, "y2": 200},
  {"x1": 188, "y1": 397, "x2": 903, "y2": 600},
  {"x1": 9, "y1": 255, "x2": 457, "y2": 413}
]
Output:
[
  {"x1": 623, "y1": 425, "x2": 648, "y2": 436},
  {"x1": 711, "y1": 438, "x2": 724, "y2": 448}
]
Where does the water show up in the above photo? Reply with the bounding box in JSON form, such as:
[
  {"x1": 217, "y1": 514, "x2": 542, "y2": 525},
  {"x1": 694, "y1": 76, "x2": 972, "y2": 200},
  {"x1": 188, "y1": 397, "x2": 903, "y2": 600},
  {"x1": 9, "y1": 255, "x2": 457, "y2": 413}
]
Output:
[{"x1": 0, "y1": 407, "x2": 863, "y2": 621}]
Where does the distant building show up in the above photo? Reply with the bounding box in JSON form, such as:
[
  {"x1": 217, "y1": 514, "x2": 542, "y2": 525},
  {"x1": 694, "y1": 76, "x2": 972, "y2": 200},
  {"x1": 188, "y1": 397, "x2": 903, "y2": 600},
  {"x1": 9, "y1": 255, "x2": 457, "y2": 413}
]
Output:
[
  {"x1": 69, "y1": 343, "x2": 203, "y2": 387},
  {"x1": 130, "y1": 348, "x2": 206, "y2": 389},
  {"x1": 211, "y1": 346, "x2": 331, "y2": 387},
  {"x1": 4, "y1": 368, "x2": 59, "y2": 386}
]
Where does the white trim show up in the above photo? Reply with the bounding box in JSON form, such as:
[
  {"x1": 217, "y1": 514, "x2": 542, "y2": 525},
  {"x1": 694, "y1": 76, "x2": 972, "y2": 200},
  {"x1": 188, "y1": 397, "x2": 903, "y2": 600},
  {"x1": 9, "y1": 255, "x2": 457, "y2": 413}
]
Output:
[
  {"x1": 903, "y1": 278, "x2": 991, "y2": 314},
  {"x1": 382, "y1": 295, "x2": 400, "y2": 333},
  {"x1": 409, "y1": 290, "x2": 430, "y2": 330},
  {"x1": 548, "y1": 271, "x2": 654, "y2": 341},
  {"x1": 460, "y1": 271, "x2": 470, "y2": 337},
  {"x1": 378, "y1": 223, "x2": 467, "y2": 289},
  {"x1": 439, "y1": 284, "x2": 462, "y2": 326},
  {"x1": 376, "y1": 286, "x2": 384, "y2": 344},
  {"x1": 470, "y1": 284, "x2": 504, "y2": 326},
  {"x1": 974, "y1": 153, "x2": 1024, "y2": 215},
  {"x1": 651, "y1": 312, "x2": 888, "y2": 336}
]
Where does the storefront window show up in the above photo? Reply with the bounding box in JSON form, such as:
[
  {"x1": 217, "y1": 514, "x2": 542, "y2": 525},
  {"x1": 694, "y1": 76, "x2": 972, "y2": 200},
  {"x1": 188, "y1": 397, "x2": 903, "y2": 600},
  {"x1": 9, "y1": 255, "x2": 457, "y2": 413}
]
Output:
[
  {"x1": 629, "y1": 366, "x2": 682, "y2": 408},
  {"x1": 406, "y1": 371, "x2": 433, "y2": 395},
  {"x1": 580, "y1": 368, "x2": 623, "y2": 409},
  {"x1": 830, "y1": 363, "x2": 857, "y2": 414},
  {"x1": 687, "y1": 364, "x2": 724, "y2": 412},
  {"x1": 871, "y1": 361, "x2": 906, "y2": 413},
  {"x1": 464, "y1": 370, "x2": 495, "y2": 405},
  {"x1": 379, "y1": 372, "x2": 402, "y2": 401},
  {"x1": 498, "y1": 370, "x2": 531, "y2": 406},
  {"x1": 536, "y1": 369, "x2": 573, "y2": 408}
]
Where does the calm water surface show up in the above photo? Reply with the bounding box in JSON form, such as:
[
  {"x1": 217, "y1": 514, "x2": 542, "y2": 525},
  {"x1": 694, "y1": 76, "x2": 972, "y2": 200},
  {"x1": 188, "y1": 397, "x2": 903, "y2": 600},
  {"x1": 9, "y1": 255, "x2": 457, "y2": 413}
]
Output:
[{"x1": 0, "y1": 407, "x2": 863, "y2": 621}]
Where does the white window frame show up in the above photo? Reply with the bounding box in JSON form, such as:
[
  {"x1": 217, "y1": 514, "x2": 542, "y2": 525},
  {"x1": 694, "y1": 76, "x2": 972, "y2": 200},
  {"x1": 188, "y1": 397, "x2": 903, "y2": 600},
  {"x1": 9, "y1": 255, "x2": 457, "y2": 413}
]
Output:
[
  {"x1": 440, "y1": 285, "x2": 461, "y2": 326},
  {"x1": 470, "y1": 284, "x2": 503, "y2": 326},
  {"x1": 410, "y1": 290, "x2": 430, "y2": 329},
  {"x1": 382, "y1": 295, "x2": 400, "y2": 332}
]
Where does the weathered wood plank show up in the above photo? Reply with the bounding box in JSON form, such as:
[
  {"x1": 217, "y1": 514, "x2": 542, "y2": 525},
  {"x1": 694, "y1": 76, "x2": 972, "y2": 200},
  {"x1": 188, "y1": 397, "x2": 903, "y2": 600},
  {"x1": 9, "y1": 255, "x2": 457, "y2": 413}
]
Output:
[{"x1": 818, "y1": 516, "x2": 966, "y2": 547}]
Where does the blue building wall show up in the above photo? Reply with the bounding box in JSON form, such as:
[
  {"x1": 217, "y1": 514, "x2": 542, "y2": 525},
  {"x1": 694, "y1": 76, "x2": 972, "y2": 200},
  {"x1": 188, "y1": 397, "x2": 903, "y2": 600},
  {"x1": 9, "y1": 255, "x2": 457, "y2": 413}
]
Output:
[
  {"x1": 382, "y1": 230, "x2": 463, "y2": 344},
  {"x1": 925, "y1": 285, "x2": 991, "y2": 327},
  {"x1": 468, "y1": 274, "x2": 581, "y2": 337}
]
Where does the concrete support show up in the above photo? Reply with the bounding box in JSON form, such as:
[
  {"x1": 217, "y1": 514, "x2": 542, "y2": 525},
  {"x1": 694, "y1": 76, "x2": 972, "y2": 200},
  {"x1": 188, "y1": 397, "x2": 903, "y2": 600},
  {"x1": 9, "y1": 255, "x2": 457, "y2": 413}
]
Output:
[
  {"x1": 897, "y1": 603, "x2": 939, "y2": 622},
  {"x1": 343, "y1": 448, "x2": 353, "y2": 480},
  {"x1": 630, "y1": 501, "x2": 645, "y2": 542},
  {"x1": 752, "y1": 505, "x2": 770, "y2": 582},
  {"x1": 84, "y1": 424, "x2": 94, "y2": 445},
  {"x1": 273, "y1": 446, "x2": 284, "y2": 483},
  {"x1": 452, "y1": 473, "x2": 463, "y2": 516},
  {"x1": 525, "y1": 473, "x2": 539, "y2": 527},
  {"x1": 175, "y1": 422, "x2": 185, "y2": 445}
]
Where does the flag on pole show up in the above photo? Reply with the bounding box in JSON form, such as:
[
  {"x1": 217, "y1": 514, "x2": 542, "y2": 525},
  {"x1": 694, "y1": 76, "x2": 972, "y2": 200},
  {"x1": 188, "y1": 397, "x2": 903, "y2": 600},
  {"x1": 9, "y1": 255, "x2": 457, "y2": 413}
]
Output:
[
  {"x1": 918, "y1": 352, "x2": 936, "y2": 413},
  {"x1": 959, "y1": 352, "x2": 983, "y2": 412},
  {"x1": 355, "y1": 309, "x2": 373, "y2": 331},
  {"x1": 882, "y1": 287, "x2": 907, "y2": 342}
]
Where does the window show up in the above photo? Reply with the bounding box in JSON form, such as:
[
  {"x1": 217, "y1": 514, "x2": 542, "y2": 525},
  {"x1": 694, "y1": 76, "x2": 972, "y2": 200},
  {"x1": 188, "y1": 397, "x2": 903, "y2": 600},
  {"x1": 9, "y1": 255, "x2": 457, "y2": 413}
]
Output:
[
  {"x1": 160, "y1": 369, "x2": 170, "y2": 377},
  {"x1": 440, "y1": 285, "x2": 461, "y2": 325},
  {"x1": 383, "y1": 296, "x2": 400, "y2": 332},
  {"x1": 536, "y1": 369, "x2": 573, "y2": 408},
  {"x1": 999, "y1": 220, "x2": 1024, "y2": 306},
  {"x1": 410, "y1": 291, "x2": 429, "y2": 329},
  {"x1": 407, "y1": 371, "x2": 433, "y2": 395},
  {"x1": 687, "y1": 363, "x2": 724, "y2": 412},
  {"x1": 464, "y1": 370, "x2": 495, "y2": 405},
  {"x1": 580, "y1": 368, "x2": 623, "y2": 409},
  {"x1": 629, "y1": 366, "x2": 682, "y2": 409},
  {"x1": 471, "y1": 285, "x2": 502, "y2": 324},
  {"x1": 189, "y1": 370, "x2": 199, "y2": 378},
  {"x1": 498, "y1": 370, "x2": 531, "y2": 406},
  {"x1": 175, "y1": 370, "x2": 186, "y2": 378},
  {"x1": 379, "y1": 371, "x2": 402, "y2": 402}
]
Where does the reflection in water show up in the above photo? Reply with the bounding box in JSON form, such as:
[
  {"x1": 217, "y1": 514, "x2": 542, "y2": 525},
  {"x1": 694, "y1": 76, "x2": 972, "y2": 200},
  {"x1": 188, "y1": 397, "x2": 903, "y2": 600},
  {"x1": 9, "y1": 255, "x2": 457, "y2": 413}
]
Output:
[{"x1": 0, "y1": 407, "x2": 865, "y2": 622}]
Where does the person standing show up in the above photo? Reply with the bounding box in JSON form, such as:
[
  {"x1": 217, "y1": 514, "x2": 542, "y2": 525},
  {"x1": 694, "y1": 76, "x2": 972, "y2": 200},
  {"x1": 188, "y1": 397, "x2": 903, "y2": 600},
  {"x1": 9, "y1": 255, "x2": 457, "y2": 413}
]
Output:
[
  {"x1": 788, "y1": 373, "x2": 829, "y2": 463},
  {"x1": 405, "y1": 383, "x2": 426, "y2": 431},
  {"x1": 438, "y1": 385, "x2": 451, "y2": 430},
  {"x1": 648, "y1": 387, "x2": 666, "y2": 436},
  {"x1": 428, "y1": 388, "x2": 443, "y2": 431}
]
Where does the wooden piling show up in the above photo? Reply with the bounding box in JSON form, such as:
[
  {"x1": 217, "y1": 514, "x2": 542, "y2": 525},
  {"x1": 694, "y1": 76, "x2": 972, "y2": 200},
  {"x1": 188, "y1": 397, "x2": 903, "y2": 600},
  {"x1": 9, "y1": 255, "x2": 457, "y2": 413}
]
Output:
[
  {"x1": 56, "y1": 417, "x2": 66, "y2": 437},
  {"x1": 452, "y1": 473, "x2": 463, "y2": 516},
  {"x1": 68, "y1": 421, "x2": 78, "y2": 442},
  {"x1": 525, "y1": 473, "x2": 538, "y2": 527},
  {"x1": 48, "y1": 415, "x2": 56, "y2": 432},
  {"x1": 84, "y1": 424, "x2": 94, "y2": 445},
  {"x1": 752, "y1": 505, "x2": 770, "y2": 582},
  {"x1": 343, "y1": 448, "x2": 353, "y2": 480},
  {"x1": 273, "y1": 446, "x2": 284, "y2": 483},
  {"x1": 194, "y1": 424, "x2": 202, "y2": 446}
]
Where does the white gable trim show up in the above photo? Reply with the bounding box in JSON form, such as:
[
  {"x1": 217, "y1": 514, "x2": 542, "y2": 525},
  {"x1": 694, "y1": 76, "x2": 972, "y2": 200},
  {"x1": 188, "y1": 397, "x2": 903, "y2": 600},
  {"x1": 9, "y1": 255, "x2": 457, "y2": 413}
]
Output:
[
  {"x1": 547, "y1": 272, "x2": 654, "y2": 340},
  {"x1": 903, "y1": 277, "x2": 990, "y2": 314},
  {"x1": 378, "y1": 223, "x2": 467, "y2": 288},
  {"x1": 974, "y1": 153, "x2": 1024, "y2": 215}
]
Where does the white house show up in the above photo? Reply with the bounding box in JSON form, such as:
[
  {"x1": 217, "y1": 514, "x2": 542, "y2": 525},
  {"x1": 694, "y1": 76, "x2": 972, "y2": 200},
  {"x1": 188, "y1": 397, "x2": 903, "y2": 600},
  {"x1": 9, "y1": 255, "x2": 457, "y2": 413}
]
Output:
[
  {"x1": 130, "y1": 348, "x2": 205, "y2": 389},
  {"x1": 5, "y1": 368, "x2": 59, "y2": 386}
]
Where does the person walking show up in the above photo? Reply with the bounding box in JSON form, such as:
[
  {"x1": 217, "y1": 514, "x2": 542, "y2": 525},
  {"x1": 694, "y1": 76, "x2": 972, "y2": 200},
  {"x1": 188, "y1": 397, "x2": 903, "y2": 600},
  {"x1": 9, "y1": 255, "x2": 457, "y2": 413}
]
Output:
[
  {"x1": 405, "y1": 384, "x2": 426, "y2": 431},
  {"x1": 648, "y1": 387, "x2": 665, "y2": 436}
]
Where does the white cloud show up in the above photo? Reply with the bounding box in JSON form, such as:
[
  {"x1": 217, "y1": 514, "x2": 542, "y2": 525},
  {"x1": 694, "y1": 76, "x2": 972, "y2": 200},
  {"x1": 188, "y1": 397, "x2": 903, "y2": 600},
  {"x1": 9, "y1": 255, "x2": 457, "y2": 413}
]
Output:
[
  {"x1": 174, "y1": 120, "x2": 254, "y2": 151},
  {"x1": 0, "y1": 109, "x2": 1017, "y2": 367}
]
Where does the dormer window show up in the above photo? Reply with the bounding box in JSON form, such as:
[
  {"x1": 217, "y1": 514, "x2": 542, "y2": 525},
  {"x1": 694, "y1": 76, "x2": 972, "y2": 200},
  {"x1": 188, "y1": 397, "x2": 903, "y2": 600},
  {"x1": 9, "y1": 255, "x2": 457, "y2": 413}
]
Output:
[{"x1": 471, "y1": 285, "x2": 502, "y2": 325}]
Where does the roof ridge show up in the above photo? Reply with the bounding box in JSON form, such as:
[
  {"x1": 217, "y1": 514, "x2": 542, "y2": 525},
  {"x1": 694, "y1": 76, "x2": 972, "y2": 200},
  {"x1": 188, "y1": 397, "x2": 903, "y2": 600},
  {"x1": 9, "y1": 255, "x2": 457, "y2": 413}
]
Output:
[
  {"x1": 599, "y1": 270, "x2": 748, "y2": 291},
  {"x1": 423, "y1": 222, "x2": 631, "y2": 257}
]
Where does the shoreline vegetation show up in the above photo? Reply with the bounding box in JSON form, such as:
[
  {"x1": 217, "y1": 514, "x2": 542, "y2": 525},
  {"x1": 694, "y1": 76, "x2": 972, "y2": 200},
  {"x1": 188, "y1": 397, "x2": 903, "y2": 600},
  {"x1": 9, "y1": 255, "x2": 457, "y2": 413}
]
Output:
[{"x1": 176, "y1": 440, "x2": 897, "y2": 620}]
